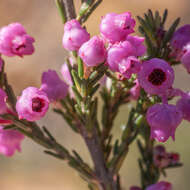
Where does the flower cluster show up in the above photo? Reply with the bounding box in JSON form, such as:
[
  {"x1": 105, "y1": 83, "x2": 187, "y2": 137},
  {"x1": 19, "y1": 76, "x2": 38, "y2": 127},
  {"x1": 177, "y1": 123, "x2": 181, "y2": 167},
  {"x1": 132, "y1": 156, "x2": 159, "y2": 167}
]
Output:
[{"x1": 0, "y1": 6, "x2": 189, "y2": 190}]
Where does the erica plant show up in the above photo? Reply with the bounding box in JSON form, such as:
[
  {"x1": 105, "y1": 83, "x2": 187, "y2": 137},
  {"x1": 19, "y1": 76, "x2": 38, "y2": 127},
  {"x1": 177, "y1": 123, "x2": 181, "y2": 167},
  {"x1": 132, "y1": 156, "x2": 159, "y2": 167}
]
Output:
[{"x1": 1, "y1": 0, "x2": 190, "y2": 189}]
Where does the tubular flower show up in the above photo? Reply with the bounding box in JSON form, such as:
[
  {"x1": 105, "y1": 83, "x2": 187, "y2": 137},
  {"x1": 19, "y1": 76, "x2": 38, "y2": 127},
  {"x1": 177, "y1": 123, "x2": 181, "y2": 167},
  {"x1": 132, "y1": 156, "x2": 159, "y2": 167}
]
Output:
[
  {"x1": 146, "y1": 181, "x2": 172, "y2": 190},
  {"x1": 62, "y1": 19, "x2": 90, "y2": 51},
  {"x1": 0, "y1": 23, "x2": 35, "y2": 57},
  {"x1": 41, "y1": 70, "x2": 68, "y2": 102},
  {"x1": 138, "y1": 58, "x2": 174, "y2": 95},
  {"x1": 146, "y1": 103, "x2": 182, "y2": 142},
  {"x1": 16, "y1": 87, "x2": 49, "y2": 121},
  {"x1": 100, "y1": 12, "x2": 135, "y2": 43},
  {"x1": 0, "y1": 126, "x2": 24, "y2": 157},
  {"x1": 176, "y1": 92, "x2": 190, "y2": 121},
  {"x1": 79, "y1": 36, "x2": 107, "y2": 67}
]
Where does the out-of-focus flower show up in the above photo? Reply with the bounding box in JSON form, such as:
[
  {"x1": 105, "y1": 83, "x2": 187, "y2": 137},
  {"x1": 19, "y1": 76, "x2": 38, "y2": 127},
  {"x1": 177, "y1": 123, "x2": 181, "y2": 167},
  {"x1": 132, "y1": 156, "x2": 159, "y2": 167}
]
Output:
[
  {"x1": 138, "y1": 58, "x2": 174, "y2": 95},
  {"x1": 79, "y1": 36, "x2": 107, "y2": 67},
  {"x1": 118, "y1": 56, "x2": 141, "y2": 79},
  {"x1": 146, "y1": 103, "x2": 182, "y2": 142},
  {"x1": 62, "y1": 19, "x2": 90, "y2": 51},
  {"x1": 176, "y1": 92, "x2": 190, "y2": 121},
  {"x1": 146, "y1": 181, "x2": 172, "y2": 190},
  {"x1": 153, "y1": 145, "x2": 170, "y2": 168},
  {"x1": 180, "y1": 48, "x2": 190, "y2": 73},
  {"x1": 100, "y1": 12, "x2": 135, "y2": 43},
  {"x1": 0, "y1": 126, "x2": 24, "y2": 157},
  {"x1": 41, "y1": 70, "x2": 68, "y2": 102},
  {"x1": 167, "y1": 152, "x2": 180, "y2": 165},
  {"x1": 16, "y1": 87, "x2": 49, "y2": 121},
  {"x1": 0, "y1": 23, "x2": 35, "y2": 57},
  {"x1": 171, "y1": 25, "x2": 190, "y2": 55}
]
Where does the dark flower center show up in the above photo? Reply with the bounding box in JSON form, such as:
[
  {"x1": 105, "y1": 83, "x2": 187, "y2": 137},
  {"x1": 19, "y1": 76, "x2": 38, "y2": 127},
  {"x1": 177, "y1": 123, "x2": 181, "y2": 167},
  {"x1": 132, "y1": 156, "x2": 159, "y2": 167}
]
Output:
[
  {"x1": 15, "y1": 44, "x2": 26, "y2": 51},
  {"x1": 148, "y1": 68, "x2": 166, "y2": 86},
  {"x1": 32, "y1": 97, "x2": 45, "y2": 112}
]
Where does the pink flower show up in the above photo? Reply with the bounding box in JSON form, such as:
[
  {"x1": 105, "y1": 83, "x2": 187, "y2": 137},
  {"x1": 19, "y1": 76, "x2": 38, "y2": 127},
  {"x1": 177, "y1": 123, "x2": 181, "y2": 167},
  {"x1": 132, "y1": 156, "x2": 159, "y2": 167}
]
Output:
[
  {"x1": 0, "y1": 23, "x2": 35, "y2": 57},
  {"x1": 107, "y1": 40, "x2": 134, "y2": 71},
  {"x1": 100, "y1": 12, "x2": 135, "y2": 43},
  {"x1": 138, "y1": 58, "x2": 174, "y2": 95},
  {"x1": 79, "y1": 36, "x2": 107, "y2": 67},
  {"x1": 0, "y1": 126, "x2": 24, "y2": 157},
  {"x1": 16, "y1": 87, "x2": 49, "y2": 121},
  {"x1": 118, "y1": 56, "x2": 141, "y2": 79},
  {"x1": 146, "y1": 181, "x2": 172, "y2": 190},
  {"x1": 126, "y1": 35, "x2": 146, "y2": 57},
  {"x1": 41, "y1": 70, "x2": 68, "y2": 102},
  {"x1": 146, "y1": 103, "x2": 182, "y2": 142},
  {"x1": 176, "y1": 92, "x2": 190, "y2": 121},
  {"x1": 62, "y1": 19, "x2": 90, "y2": 51}
]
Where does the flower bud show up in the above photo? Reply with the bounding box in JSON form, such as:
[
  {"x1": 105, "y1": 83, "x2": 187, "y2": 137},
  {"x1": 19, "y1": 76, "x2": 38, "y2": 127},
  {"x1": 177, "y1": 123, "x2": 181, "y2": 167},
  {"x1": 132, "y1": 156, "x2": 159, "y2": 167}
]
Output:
[
  {"x1": 100, "y1": 12, "x2": 135, "y2": 43},
  {"x1": 62, "y1": 19, "x2": 90, "y2": 51},
  {"x1": 79, "y1": 36, "x2": 107, "y2": 67}
]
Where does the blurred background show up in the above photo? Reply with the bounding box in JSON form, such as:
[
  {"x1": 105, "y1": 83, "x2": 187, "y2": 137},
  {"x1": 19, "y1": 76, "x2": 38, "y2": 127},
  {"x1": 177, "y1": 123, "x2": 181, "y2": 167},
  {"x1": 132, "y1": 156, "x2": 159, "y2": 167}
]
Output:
[{"x1": 0, "y1": 0, "x2": 190, "y2": 189}]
